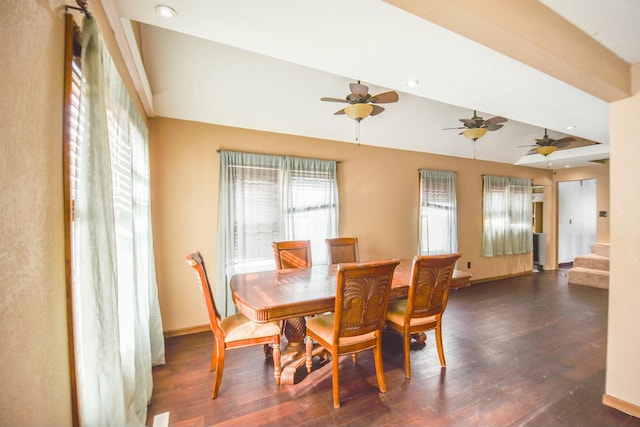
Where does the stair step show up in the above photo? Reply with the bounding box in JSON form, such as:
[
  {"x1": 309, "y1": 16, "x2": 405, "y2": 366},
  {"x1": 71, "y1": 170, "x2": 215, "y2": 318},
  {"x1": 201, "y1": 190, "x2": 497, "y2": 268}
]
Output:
[
  {"x1": 568, "y1": 267, "x2": 609, "y2": 289},
  {"x1": 573, "y1": 253, "x2": 609, "y2": 271},
  {"x1": 591, "y1": 243, "x2": 610, "y2": 258}
]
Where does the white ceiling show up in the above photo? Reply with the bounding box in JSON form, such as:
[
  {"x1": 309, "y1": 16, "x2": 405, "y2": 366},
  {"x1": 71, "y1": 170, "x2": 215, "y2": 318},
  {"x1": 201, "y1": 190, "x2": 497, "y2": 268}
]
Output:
[{"x1": 104, "y1": 0, "x2": 639, "y2": 169}]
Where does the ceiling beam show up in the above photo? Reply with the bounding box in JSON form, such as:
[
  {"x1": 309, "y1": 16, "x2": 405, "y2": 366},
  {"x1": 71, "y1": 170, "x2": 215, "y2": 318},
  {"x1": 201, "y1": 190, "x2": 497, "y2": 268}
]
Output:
[{"x1": 385, "y1": 0, "x2": 631, "y2": 102}]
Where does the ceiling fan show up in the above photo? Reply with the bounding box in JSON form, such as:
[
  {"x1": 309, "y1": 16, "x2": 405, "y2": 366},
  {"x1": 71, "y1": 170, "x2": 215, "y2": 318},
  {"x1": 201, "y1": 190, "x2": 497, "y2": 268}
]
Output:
[
  {"x1": 320, "y1": 81, "x2": 399, "y2": 122},
  {"x1": 443, "y1": 110, "x2": 508, "y2": 141},
  {"x1": 520, "y1": 128, "x2": 576, "y2": 156}
]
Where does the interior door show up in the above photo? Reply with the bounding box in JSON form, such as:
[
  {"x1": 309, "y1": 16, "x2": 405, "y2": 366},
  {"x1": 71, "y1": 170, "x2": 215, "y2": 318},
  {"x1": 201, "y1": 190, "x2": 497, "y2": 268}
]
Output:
[{"x1": 557, "y1": 179, "x2": 597, "y2": 264}]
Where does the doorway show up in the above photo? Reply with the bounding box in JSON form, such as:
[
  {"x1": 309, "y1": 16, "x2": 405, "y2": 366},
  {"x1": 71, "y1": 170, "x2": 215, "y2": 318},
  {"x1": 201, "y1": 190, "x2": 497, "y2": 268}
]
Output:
[{"x1": 557, "y1": 179, "x2": 597, "y2": 264}]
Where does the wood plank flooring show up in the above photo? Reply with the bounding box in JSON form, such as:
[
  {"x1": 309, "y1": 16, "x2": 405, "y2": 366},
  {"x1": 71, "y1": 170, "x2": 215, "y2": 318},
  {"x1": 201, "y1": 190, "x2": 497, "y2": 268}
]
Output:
[{"x1": 145, "y1": 269, "x2": 640, "y2": 427}]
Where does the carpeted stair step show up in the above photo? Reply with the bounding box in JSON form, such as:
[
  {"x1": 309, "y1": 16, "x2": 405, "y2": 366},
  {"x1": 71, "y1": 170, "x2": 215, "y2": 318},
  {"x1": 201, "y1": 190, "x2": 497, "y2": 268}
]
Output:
[
  {"x1": 591, "y1": 243, "x2": 610, "y2": 258},
  {"x1": 568, "y1": 267, "x2": 609, "y2": 289},
  {"x1": 573, "y1": 253, "x2": 609, "y2": 271}
]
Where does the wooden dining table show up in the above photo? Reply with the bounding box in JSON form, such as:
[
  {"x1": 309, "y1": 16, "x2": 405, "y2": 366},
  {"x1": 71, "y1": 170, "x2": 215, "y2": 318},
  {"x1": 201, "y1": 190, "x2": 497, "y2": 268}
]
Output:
[{"x1": 230, "y1": 258, "x2": 471, "y2": 384}]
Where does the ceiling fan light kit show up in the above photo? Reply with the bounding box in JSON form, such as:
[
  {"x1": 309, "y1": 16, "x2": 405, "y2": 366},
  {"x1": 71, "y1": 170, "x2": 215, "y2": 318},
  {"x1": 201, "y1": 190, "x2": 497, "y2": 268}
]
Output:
[
  {"x1": 344, "y1": 103, "x2": 373, "y2": 121},
  {"x1": 463, "y1": 127, "x2": 488, "y2": 142},
  {"x1": 536, "y1": 145, "x2": 557, "y2": 156}
]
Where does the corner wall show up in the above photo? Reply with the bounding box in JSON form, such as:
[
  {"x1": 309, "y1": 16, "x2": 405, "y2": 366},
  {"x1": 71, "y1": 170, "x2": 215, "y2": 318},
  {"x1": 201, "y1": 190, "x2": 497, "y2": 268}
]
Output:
[
  {"x1": 606, "y1": 63, "x2": 640, "y2": 414},
  {"x1": 0, "y1": 1, "x2": 72, "y2": 425}
]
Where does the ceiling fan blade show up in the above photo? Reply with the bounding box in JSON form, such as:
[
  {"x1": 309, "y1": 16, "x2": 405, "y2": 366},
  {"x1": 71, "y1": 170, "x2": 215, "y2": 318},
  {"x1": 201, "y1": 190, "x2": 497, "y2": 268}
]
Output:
[
  {"x1": 350, "y1": 82, "x2": 369, "y2": 96},
  {"x1": 535, "y1": 138, "x2": 551, "y2": 145},
  {"x1": 459, "y1": 118, "x2": 475, "y2": 125},
  {"x1": 485, "y1": 116, "x2": 508, "y2": 125},
  {"x1": 556, "y1": 141, "x2": 571, "y2": 149},
  {"x1": 370, "y1": 91, "x2": 399, "y2": 104},
  {"x1": 370, "y1": 105, "x2": 385, "y2": 116},
  {"x1": 321, "y1": 97, "x2": 347, "y2": 103},
  {"x1": 555, "y1": 137, "x2": 576, "y2": 145},
  {"x1": 443, "y1": 126, "x2": 466, "y2": 130},
  {"x1": 517, "y1": 144, "x2": 538, "y2": 148},
  {"x1": 486, "y1": 124, "x2": 504, "y2": 131},
  {"x1": 334, "y1": 108, "x2": 346, "y2": 115}
]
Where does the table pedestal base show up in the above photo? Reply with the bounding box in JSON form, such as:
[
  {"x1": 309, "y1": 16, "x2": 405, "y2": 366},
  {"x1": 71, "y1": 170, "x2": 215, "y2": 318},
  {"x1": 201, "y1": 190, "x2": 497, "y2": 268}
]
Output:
[
  {"x1": 413, "y1": 332, "x2": 427, "y2": 345},
  {"x1": 279, "y1": 316, "x2": 328, "y2": 384}
]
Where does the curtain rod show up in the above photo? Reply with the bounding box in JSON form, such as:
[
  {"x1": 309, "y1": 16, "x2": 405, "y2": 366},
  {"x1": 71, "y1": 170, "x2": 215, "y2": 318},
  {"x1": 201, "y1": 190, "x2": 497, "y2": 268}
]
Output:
[
  {"x1": 417, "y1": 168, "x2": 457, "y2": 173},
  {"x1": 65, "y1": 0, "x2": 92, "y2": 18},
  {"x1": 216, "y1": 149, "x2": 341, "y2": 163},
  {"x1": 481, "y1": 174, "x2": 533, "y2": 181}
]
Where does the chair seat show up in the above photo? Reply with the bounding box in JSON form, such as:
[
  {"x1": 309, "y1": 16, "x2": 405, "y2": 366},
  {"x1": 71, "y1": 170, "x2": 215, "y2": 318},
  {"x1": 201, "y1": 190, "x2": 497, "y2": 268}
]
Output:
[
  {"x1": 221, "y1": 313, "x2": 281, "y2": 342},
  {"x1": 386, "y1": 299, "x2": 437, "y2": 328},
  {"x1": 306, "y1": 313, "x2": 376, "y2": 347}
]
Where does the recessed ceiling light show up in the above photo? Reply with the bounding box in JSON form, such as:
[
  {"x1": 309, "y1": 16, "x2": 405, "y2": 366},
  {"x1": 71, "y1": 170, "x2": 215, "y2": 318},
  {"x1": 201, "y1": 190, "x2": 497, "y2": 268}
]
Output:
[
  {"x1": 406, "y1": 80, "x2": 419, "y2": 87},
  {"x1": 566, "y1": 125, "x2": 575, "y2": 130},
  {"x1": 565, "y1": 164, "x2": 571, "y2": 168},
  {"x1": 155, "y1": 5, "x2": 177, "y2": 18}
]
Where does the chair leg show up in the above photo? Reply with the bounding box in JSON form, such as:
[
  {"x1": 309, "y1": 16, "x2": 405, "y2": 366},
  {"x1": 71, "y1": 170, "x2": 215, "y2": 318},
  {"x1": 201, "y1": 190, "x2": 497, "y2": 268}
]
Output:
[
  {"x1": 374, "y1": 336, "x2": 387, "y2": 394},
  {"x1": 332, "y1": 352, "x2": 340, "y2": 408},
  {"x1": 435, "y1": 323, "x2": 446, "y2": 367},
  {"x1": 272, "y1": 336, "x2": 282, "y2": 385},
  {"x1": 305, "y1": 335, "x2": 313, "y2": 374},
  {"x1": 211, "y1": 341, "x2": 225, "y2": 399},
  {"x1": 210, "y1": 339, "x2": 218, "y2": 372},
  {"x1": 403, "y1": 330, "x2": 412, "y2": 378},
  {"x1": 263, "y1": 344, "x2": 272, "y2": 358}
]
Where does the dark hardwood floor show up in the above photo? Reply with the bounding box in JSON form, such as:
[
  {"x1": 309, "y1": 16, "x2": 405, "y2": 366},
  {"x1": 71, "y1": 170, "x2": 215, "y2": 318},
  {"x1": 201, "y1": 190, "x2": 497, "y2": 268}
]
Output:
[{"x1": 146, "y1": 269, "x2": 640, "y2": 427}]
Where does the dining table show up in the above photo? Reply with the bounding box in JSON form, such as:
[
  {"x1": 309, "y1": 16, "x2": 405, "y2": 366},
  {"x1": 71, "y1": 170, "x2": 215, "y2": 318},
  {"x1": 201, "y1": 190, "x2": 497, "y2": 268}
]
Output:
[{"x1": 230, "y1": 258, "x2": 471, "y2": 384}]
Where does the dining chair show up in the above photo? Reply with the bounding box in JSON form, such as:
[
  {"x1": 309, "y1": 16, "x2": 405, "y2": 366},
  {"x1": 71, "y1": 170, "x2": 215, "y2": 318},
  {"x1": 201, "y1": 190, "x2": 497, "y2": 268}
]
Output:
[
  {"x1": 304, "y1": 259, "x2": 400, "y2": 408},
  {"x1": 385, "y1": 253, "x2": 461, "y2": 378},
  {"x1": 185, "y1": 251, "x2": 282, "y2": 398},
  {"x1": 325, "y1": 237, "x2": 360, "y2": 264},
  {"x1": 272, "y1": 240, "x2": 312, "y2": 269}
]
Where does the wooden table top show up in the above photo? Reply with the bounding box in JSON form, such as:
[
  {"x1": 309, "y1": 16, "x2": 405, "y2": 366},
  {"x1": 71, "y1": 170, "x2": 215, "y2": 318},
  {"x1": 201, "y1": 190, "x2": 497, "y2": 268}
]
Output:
[{"x1": 230, "y1": 259, "x2": 471, "y2": 323}]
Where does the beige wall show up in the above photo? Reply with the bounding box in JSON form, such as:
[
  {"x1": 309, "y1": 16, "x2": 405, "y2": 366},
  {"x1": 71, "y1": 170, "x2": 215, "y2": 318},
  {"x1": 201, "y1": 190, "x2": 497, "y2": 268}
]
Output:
[
  {"x1": 0, "y1": 1, "x2": 72, "y2": 425},
  {"x1": 606, "y1": 63, "x2": 640, "y2": 410},
  {"x1": 149, "y1": 117, "x2": 588, "y2": 332}
]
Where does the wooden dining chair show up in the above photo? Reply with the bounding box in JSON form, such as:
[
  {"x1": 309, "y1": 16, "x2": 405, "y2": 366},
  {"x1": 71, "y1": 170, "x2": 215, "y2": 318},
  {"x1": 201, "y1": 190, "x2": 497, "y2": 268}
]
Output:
[
  {"x1": 304, "y1": 259, "x2": 400, "y2": 408},
  {"x1": 385, "y1": 253, "x2": 461, "y2": 378},
  {"x1": 325, "y1": 237, "x2": 360, "y2": 264},
  {"x1": 185, "y1": 251, "x2": 282, "y2": 398},
  {"x1": 272, "y1": 240, "x2": 312, "y2": 269}
]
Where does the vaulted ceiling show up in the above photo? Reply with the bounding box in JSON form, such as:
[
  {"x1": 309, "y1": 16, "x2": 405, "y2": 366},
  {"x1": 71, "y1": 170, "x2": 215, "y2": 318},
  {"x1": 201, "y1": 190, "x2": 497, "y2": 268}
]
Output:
[{"x1": 102, "y1": 0, "x2": 640, "y2": 169}]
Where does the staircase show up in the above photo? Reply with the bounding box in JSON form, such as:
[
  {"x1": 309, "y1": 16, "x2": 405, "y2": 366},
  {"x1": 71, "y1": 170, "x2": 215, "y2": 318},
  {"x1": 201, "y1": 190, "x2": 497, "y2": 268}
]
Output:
[{"x1": 568, "y1": 243, "x2": 610, "y2": 289}]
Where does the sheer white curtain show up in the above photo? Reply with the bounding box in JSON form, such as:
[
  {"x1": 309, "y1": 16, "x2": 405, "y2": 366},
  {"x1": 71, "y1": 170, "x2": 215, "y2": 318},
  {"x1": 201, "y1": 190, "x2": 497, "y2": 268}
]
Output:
[
  {"x1": 73, "y1": 17, "x2": 164, "y2": 427},
  {"x1": 418, "y1": 169, "x2": 458, "y2": 255},
  {"x1": 216, "y1": 151, "x2": 338, "y2": 317},
  {"x1": 482, "y1": 175, "x2": 533, "y2": 256}
]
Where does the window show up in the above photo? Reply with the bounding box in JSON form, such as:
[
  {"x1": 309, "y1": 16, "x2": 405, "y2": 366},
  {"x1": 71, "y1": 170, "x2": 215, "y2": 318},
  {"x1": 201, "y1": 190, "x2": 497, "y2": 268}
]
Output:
[
  {"x1": 216, "y1": 150, "x2": 338, "y2": 316},
  {"x1": 482, "y1": 175, "x2": 532, "y2": 256},
  {"x1": 418, "y1": 169, "x2": 458, "y2": 255}
]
